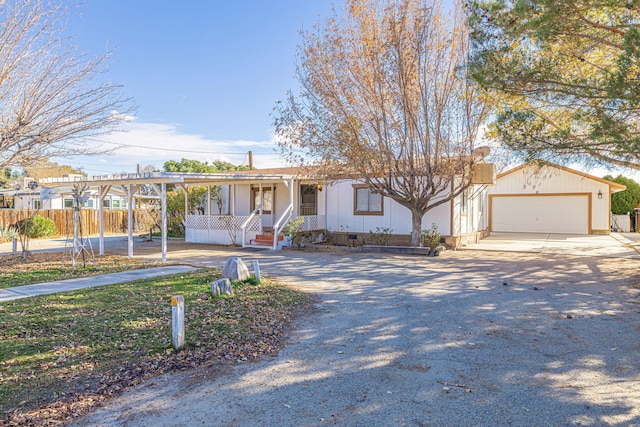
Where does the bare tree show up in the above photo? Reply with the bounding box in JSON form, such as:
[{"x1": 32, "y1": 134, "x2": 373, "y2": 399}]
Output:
[
  {"x1": 0, "y1": 0, "x2": 134, "y2": 169},
  {"x1": 274, "y1": 0, "x2": 491, "y2": 246}
]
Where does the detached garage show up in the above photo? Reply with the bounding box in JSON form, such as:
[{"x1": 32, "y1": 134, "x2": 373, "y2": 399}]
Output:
[{"x1": 488, "y1": 162, "x2": 626, "y2": 235}]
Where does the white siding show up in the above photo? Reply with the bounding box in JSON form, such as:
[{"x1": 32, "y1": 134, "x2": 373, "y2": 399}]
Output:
[
  {"x1": 325, "y1": 180, "x2": 452, "y2": 236},
  {"x1": 489, "y1": 164, "x2": 611, "y2": 233}
]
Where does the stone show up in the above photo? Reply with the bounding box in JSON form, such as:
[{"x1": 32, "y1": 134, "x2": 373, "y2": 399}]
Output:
[
  {"x1": 222, "y1": 256, "x2": 250, "y2": 281},
  {"x1": 211, "y1": 278, "x2": 233, "y2": 296},
  {"x1": 432, "y1": 245, "x2": 445, "y2": 256}
]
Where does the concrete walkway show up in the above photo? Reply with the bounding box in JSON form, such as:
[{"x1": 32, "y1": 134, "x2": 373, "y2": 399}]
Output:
[
  {"x1": 459, "y1": 232, "x2": 640, "y2": 258},
  {"x1": 0, "y1": 265, "x2": 198, "y2": 302}
]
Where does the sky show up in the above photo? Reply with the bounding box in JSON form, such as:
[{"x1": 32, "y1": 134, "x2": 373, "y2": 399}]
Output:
[
  {"x1": 56, "y1": 1, "x2": 336, "y2": 175},
  {"x1": 49, "y1": 1, "x2": 633, "y2": 181}
]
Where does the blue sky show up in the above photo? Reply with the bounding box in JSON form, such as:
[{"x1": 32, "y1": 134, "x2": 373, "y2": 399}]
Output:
[
  {"x1": 60, "y1": 1, "x2": 335, "y2": 175},
  {"x1": 53, "y1": 1, "x2": 631, "y2": 181}
]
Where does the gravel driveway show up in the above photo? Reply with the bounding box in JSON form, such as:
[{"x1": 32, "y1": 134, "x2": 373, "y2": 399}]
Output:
[{"x1": 68, "y1": 247, "x2": 640, "y2": 426}]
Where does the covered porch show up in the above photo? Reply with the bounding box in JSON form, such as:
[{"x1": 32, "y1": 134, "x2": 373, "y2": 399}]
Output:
[
  {"x1": 184, "y1": 172, "x2": 326, "y2": 249},
  {"x1": 39, "y1": 169, "x2": 326, "y2": 261}
]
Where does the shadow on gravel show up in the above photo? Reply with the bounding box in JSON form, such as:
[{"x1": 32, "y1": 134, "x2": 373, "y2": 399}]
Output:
[{"x1": 76, "y1": 248, "x2": 640, "y2": 426}]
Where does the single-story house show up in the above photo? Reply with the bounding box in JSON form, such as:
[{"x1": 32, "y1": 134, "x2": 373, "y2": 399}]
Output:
[
  {"x1": 179, "y1": 164, "x2": 496, "y2": 249},
  {"x1": 488, "y1": 161, "x2": 626, "y2": 234},
  {"x1": 0, "y1": 176, "x2": 136, "y2": 210},
  {"x1": 37, "y1": 160, "x2": 622, "y2": 262}
]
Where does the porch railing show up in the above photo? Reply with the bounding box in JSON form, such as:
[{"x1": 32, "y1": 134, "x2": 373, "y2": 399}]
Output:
[
  {"x1": 240, "y1": 206, "x2": 262, "y2": 248},
  {"x1": 272, "y1": 204, "x2": 293, "y2": 250},
  {"x1": 302, "y1": 215, "x2": 326, "y2": 231}
]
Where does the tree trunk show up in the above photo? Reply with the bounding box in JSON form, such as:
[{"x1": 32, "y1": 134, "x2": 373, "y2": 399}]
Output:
[{"x1": 411, "y1": 209, "x2": 424, "y2": 247}]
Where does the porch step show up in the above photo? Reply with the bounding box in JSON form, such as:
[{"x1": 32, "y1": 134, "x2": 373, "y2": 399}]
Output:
[{"x1": 250, "y1": 233, "x2": 284, "y2": 247}]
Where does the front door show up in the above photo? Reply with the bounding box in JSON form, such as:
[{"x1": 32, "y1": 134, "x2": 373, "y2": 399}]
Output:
[
  {"x1": 252, "y1": 187, "x2": 273, "y2": 229},
  {"x1": 300, "y1": 185, "x2": 317, "y2": 216}
]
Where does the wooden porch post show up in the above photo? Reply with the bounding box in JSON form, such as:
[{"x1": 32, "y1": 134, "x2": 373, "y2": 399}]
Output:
[
  {"x1": 151, "y1": 183, "x2": 168, "y2": 263},
  {"x1": 125, "y1": 184, "x2": 136, "y2": 258},
  {"x1": 161, "y1": 183, "x2": 167, "y2": 262},
  {"x1": 206, "y1": 186, "x2": 211, "y2": 216},
  {"x1": 98, "y1": 185, "x2": 111, "y2": 256},
  {"x1": 231, "y1": 185, "x2": 235, "y2": 216}
]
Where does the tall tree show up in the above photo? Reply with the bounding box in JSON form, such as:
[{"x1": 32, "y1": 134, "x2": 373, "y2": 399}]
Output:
[
  {"x1": 604, "y1": 175, "x2": 640, "y2": 215},
  {"x1": 274, "y1": 0, "x2": 490, "y2": 246},
  {"x1": 163, "y1": 158, "x2": 249, "y2": 173},
  {"x1": 468, "y1": 0, "x2": 640, "y2": 169},
  {"x1": 0, "y1": 0, "x2": 134, "y2": 169}
]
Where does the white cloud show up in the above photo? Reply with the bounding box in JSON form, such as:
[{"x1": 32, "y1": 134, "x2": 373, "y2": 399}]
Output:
[{"x1": 57, "y1": 120, "x2": 288, "y2": 175}]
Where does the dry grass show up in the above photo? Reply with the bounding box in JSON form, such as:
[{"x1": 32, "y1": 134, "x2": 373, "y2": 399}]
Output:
[{"x1": 0, "y1": 255, "x2": 316, "y2": 426}]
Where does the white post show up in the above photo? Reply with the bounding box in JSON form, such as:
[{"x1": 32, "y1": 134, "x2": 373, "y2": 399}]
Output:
[
  {"x1": 231, "y1": 184, "x2": 236, "y2": 216},
  {"x1": 161, "y1": 183, "x2": 167, "y2": 263},
  {"x1": 127, "y1": 185, "x2": 135, "y2": 258},
  {"x1": 183, "y1": 183, "x2": 188, "y2": 216},
  {"x1": 253, "y1": 260, "x2": 261, "y2": 283},
  {"x1": 171, "y1": 295, "x2": 185, "y2": 350},
  {"x1": 98, "y1": 185, "x2": 111, "y2": 256},
  {"x1": 151, "y1": 183, "x2": 168, "y2": 263},
  {"x1": 206, "y1": 186, "x2": 211, "y2": 216}
]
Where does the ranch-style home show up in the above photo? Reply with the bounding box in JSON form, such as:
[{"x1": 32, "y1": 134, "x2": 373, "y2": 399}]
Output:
[
  {"x1": 181, "y1": 164, "x2": 497, "y2": 249},
  {"x1": 38, "y1": 160, "x2": 623, "y2": 261}
]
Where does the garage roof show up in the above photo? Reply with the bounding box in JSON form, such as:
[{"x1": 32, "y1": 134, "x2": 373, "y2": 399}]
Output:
[{"x1": 497, "y1": 161, "x2": 627, "y2": 193}]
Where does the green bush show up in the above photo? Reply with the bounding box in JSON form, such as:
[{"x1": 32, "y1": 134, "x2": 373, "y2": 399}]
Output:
[
  {"x1": 421, "y1": 223, "x2": 441, "y2": 249},
  {"x1": 604, "y1": 175, "x2": 640, "y2": 215},
  {"x1": 22, "y1": 215, "x2": 57, "y2": 238}
]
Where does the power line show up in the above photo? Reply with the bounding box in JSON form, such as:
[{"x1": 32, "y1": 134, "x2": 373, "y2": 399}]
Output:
[{"x1": 85, "y1": 137, "x2": 258, "y2": 155}]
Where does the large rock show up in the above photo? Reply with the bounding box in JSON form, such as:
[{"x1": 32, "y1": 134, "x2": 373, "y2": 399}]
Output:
[
  {"x1": 222, "y1": 256, "x2": 250, "y2": 281},
  {"x1": 211, "y1": 278, "x2": 234, "y2": 296}
]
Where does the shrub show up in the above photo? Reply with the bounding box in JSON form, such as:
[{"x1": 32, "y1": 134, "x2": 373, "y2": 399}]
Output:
[
  {"x1": 0, "y1": 223, "x2": 18, "y2": 242},
  {"x1": 282, "y1": 217, "x2": 305, "y2": 247},
  {"x1": 22, "y1": 215, "x2": 57, "y2": 238},
  {"x1": 421, "y1": 223, "x2": 441, "y2": 249},
  {"x1": 369, "y1": 227, "x2": 393, "y2": 245}
]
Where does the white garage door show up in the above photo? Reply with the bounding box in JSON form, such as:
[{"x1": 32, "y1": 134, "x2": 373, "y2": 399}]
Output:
[{"x1": 491, "y1": 195, "x2": 589, "y2": 234}]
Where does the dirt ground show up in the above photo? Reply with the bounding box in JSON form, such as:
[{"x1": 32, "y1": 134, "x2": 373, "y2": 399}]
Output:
[{"x1": 63, "y1": 247, "x2": 640, "y2": 427}]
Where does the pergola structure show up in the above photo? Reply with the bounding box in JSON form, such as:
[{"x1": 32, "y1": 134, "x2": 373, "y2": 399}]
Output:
[{"x1": 40, "y1": 170, "x2": 304, "y2": 261}]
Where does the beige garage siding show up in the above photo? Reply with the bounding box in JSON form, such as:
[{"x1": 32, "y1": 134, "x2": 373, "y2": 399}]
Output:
[{"x1": 490, "y1": 194, "x2": 591, "y2": 234}]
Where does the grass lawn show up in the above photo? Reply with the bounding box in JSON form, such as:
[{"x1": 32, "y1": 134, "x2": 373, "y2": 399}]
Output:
[
  {"x1": 0, "y1": 261, "x2": 315, "y2": 426},
  {"x1": 0, "y1": 252, "x2": 159, "y2": 289}
]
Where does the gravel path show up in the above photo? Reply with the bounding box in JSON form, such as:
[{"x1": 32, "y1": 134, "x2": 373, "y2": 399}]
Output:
[{"x1": 66, "y1": 247, "x2": 640, "y2": 426}]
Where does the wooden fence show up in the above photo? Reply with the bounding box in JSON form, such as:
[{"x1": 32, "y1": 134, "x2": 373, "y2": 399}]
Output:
[{"x1": 0, "y1": 209, "x2": 157, "y2": 236}]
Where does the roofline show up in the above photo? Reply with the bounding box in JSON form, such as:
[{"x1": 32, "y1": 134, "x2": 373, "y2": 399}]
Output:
[
  {"x1": 497, "y1": 161, "x2": 627, "y2": 193},
  {"x1": 38, "y1": 171, "x2": 303, "y2": 187}
]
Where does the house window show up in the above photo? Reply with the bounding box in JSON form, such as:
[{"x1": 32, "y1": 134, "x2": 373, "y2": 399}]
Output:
[
  {"x1": 353, "y1": 185, "x2": 383, "y2": 216},
  {"x1": 461, "y1": 189, "x2": 468, "y2": 214},
  {"x1": 33, "y1": 200, "x2": 42, "y2": 209},
  {"x1": 87, "y1": 199, "x2": 94, "y2": 208},
  {"x1": 103, "y1": 199, "x2": 111, "y2": 209},
  {"x1": 252, "y1": 187, "x2": 272, "y2": 214},
  {"x1": 112, "y1": 199, "x2": 121, "y2": 209},
  {"x1": 63, "y1": 198, "x2": 74, "y2": 209}
]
